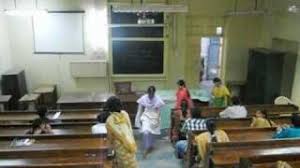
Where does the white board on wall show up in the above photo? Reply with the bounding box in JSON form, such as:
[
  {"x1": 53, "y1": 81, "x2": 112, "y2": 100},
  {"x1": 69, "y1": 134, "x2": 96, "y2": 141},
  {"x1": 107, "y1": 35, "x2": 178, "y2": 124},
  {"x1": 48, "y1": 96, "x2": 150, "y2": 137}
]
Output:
[{"x1": 33, "y1": 12, "x2": 85, "y2": 54}]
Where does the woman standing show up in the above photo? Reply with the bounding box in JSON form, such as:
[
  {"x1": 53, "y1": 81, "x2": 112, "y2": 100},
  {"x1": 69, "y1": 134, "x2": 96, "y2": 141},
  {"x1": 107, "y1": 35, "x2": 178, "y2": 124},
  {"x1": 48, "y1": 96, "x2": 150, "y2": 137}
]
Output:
[
  {"x1": 105, "y1": 96, "x2": 138, "y2": 168},
  {"x1": 175, "y1": 80, "x2": 194, "y2": 118},
  {"x1": 135, "y1": 86, "x2": 165, "y2": 158},
  {"x1": 211, "y1": 77, "x2": 231, "y2": 107}
]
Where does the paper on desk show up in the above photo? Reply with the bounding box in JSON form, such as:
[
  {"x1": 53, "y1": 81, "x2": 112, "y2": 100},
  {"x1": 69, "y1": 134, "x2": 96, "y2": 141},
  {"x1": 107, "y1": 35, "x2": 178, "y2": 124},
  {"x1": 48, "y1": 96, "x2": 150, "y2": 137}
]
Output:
[
  {"x1": 91, "y1": 123, "x2": 107, "y2": 134},
  {"x1": 51, "y1": 111, "x2": 61, "y2": 119},
  {"x1": 10, "y1": 138, "x2": 35, "y2": 147}
]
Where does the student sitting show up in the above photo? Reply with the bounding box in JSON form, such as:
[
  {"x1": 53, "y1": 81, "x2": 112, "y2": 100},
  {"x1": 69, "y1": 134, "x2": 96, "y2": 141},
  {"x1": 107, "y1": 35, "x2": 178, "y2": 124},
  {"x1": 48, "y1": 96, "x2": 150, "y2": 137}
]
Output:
[
  {"x1": 250, "y1": 110, "x2": 276, "y2": 128},
  {"x1": 175, "y1": 108, "x2": 206, "y2": 159},
  {"x1": 273, "y1": 113, "x2": 300, "y2": 139},
  {"x1": 91, "y1": 113, "x2": 108, "y2": 134},
  {"x1": 211, "y1": 77, "x2": 231, "y2": 107},
  {"x1": 219, "y1": 96, "x2": 247, "y2": 118},
  {"x1": 195, "y1": 119, "x2": 229, "y2": 162},
  {"x1": 26, "y1": 118, "x2": 52, "y2": 135}
]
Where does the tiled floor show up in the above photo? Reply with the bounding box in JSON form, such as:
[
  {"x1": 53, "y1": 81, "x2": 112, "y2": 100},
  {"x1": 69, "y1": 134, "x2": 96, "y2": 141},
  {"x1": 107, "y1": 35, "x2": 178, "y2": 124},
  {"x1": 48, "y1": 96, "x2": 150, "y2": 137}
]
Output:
[{"x1": 134, "y1": 129, "x2": 182, "y2": 168}]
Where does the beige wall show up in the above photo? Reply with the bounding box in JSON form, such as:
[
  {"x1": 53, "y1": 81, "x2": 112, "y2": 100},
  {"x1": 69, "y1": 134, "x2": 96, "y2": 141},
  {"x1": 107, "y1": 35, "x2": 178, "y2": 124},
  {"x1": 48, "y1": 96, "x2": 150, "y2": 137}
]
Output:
[
  {"x1": 0, "y1": 7, "x2": 12, "y2": 79},
  {"x1": 267, "y1": 0, "x2": 300, "y2": 106},
  {"x1": 2, "y1": 0, "x2": 267, "y2": 95}
]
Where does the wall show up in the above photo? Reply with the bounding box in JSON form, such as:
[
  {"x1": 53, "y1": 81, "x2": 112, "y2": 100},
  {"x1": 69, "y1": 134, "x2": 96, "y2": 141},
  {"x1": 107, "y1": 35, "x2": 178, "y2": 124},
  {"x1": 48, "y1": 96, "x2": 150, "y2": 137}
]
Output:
[
  {"x1": 4, "y1": 0, "x2": 109, "y2": 95},
  {"x1": 267, "y1": 0, "x2": 300, "y2": 105},
  {"x1": 0, "y1": 1, "x2": 12, "y2": 80},
  {"x1": 2, "y1": 0, "x2": 267, "y2": 95}
]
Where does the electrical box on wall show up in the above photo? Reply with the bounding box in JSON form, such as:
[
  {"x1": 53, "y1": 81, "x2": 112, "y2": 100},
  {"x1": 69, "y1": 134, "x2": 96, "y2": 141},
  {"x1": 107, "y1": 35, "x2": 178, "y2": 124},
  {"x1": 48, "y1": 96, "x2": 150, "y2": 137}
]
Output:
[{"x1": 70, "y1": 60, "x2": 107, "y2": 78}]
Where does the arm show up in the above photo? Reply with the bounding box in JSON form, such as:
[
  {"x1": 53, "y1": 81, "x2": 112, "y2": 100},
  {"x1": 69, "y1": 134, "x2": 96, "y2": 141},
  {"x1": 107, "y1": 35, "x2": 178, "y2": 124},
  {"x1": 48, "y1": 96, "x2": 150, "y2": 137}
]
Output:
[
  {"x1": 134, "y1": 104, "x2": 144, "y2": 128},
  {"x1": 273, "y1": 128, "x2": 289, "y2": 139}
]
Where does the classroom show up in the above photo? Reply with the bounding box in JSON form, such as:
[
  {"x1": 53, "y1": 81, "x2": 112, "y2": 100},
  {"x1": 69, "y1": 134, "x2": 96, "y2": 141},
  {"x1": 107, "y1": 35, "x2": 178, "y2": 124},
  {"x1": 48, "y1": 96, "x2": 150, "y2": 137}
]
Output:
[{"x1": 0, "y1": 0, "x2": 300, "y2": 167}]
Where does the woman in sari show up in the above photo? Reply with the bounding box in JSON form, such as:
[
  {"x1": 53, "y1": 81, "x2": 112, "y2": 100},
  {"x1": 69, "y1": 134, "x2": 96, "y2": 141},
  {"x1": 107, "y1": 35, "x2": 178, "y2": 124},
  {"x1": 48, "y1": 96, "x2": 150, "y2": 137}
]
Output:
[
  {"x1": 175, "y1": 80, "x2": 194, "y2": 118},
  {"x1": 211, "y1": 77, "x2": 230, "y2": 107},
  {"x1": 135, "y1": 86, "x2": 165, "y2": 158},
  {"x1": 195, "y1": 119, "x2": 229, "y2": 162},
  {"x1": 105, "y1": 96, "x2": 138, "y2": 168}
]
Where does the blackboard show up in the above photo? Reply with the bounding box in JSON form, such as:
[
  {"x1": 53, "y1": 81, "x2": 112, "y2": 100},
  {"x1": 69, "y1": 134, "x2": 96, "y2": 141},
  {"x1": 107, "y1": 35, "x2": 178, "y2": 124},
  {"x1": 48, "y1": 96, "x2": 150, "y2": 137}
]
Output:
[{"x1": 113, "y1": 41, "x2": 164, "y2": 74}]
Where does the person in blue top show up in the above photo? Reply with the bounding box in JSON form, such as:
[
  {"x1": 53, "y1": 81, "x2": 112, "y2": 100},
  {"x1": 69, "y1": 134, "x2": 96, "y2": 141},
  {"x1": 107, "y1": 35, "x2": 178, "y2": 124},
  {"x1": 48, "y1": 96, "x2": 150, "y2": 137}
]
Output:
[{"x1": 273, "y1": 113, "x2": 300, "y2": 139}]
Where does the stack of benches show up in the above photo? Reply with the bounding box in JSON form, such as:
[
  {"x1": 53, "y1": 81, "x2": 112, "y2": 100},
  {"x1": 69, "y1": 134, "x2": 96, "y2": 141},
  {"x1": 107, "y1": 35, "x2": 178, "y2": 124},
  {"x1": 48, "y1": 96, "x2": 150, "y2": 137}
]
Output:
[
  {"x1": 0, "y1": 108, "x2": 112, "y2": 168},
  {"x1": 172, "y1": 104, "x2": 300, "y2": 168}
]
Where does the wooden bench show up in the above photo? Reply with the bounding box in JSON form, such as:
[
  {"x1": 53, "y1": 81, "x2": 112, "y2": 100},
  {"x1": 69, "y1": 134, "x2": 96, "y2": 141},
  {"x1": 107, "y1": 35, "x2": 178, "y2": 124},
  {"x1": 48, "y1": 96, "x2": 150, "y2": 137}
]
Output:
[
  {"x1": 0, "y1": 125, "x2": 106, "y2": 139},
  {"x1": 209, "y1": 139, "x2": 300, "y2": 168},
  {"x1": 239, "y1": 153, "x2": 300, "y2": 168},
  {"x1": 34, "y1": 84, "x2": 57, "y2": 108},
  {"x1": 0, "y1": 110, "x2": 100, "y2": 123},
  {"x1": 0, "y1": 136, "x2": 111, "y2": 167},
  {"x1": 185, "y1": 127, "x2": 277, "y2": 168},
  {"x1": 0, "y1": 95, "x2": 12, "y2": 112},
  {"x1": 19, "y1": 94, "x2": 40, "y2": 111}
]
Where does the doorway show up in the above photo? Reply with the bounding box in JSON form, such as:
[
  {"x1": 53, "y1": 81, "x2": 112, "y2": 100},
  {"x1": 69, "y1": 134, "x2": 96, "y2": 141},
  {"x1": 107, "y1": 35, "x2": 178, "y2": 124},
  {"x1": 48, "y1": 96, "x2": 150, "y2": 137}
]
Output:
[{"x1": 200, "y1": 37, "x2": 223, "y2": 82}]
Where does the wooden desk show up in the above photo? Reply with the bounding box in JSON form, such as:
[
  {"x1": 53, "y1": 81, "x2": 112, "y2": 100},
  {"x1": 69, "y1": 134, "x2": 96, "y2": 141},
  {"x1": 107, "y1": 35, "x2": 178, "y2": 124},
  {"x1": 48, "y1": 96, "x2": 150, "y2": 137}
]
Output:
[
  {"x1": 0, "y1": 95, "x2": 12, "y2": 112},
  {"x1": 34, "y1": 84, "x2": 57, "y2": 108},
  {"x1": 57, "y1": 92, "x2": 114, "y2": 109},
  {"x1": 0, "y1": 125, "x2": 106, "y2": 139},
  {"x1": 19, "y1": 94, "x2": 40, "y2": 111},
  {"x1": 200, "y1": 104, "x2": 298, "y2": 118},
  {"x1": 0, "y1": 137, "x2": 110, "y2": 167},
  {"x1": 186, "y1": 127, "x2": 277, "y2": 168},
  {"x1": 0, "y1": 111, "x2": 100, "y2": 123},
  {"x1": 210, "y1": 139, "x2": 300, "y2": 168},
  {"x1": 239, "y1": 153, "x2": 300, "y2": 168}
]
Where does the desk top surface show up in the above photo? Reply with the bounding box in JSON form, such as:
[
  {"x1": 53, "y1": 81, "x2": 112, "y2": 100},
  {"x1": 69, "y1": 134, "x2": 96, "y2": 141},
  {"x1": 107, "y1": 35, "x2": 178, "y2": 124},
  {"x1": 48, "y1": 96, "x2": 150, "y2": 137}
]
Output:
[
  {"x1": 19, "y1": 94, "x2": 40, "y2": 102},
  {"x1": 57, "y1": 92, "x2": 115, "y2": 104},
  {"x1": 34, "y1": 85, "x2": 55, "y2": 93},
  {"x1": 0, "y1": 95, "x2": 12, "y2": 103}
]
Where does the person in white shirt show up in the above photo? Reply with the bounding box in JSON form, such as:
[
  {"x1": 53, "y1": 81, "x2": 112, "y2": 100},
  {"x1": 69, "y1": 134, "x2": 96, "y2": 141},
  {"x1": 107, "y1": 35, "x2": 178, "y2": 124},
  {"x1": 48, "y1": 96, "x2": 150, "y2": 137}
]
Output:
[
  {"x1": 219, "y1": 96, "x2": 247, "y2": 118},
  {"x1": 91, "y1": 114, "x2": 108, "y2": 134}
]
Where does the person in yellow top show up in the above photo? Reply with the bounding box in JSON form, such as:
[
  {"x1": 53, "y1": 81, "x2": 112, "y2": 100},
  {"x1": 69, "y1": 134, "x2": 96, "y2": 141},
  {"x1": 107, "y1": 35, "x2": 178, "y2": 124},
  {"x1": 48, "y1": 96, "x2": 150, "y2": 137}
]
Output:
[
  {"x1": 195, "y1": 119, "x2": 230, "y2": 162},
  {"x1": 105, "y1": 96, "x2": 138, "y2": 168},
  {"x1": 277, "y1": 161, "x2": 293, "y2": 168},
  {"x1": 250, "y1": 110, "x2": 276, "y2": 128},
  {"x1": 211, "y1": 77, "x2": 231, "y2": 107}
]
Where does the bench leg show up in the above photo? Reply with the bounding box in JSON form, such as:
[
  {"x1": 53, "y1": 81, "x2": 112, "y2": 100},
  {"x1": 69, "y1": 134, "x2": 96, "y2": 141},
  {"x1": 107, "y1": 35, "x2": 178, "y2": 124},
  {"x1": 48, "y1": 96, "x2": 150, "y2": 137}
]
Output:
[
  {"x1": 0, "y1": 104, "x2": 4, "y2": 112},
  {"x1": 28, "y1": 102, "x2": 36, "y2": 111}
]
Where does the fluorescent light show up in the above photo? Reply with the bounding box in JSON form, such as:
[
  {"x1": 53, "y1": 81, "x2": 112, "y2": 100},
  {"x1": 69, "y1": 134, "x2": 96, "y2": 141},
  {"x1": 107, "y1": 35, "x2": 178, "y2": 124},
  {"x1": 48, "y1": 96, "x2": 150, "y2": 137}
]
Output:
[
  {"x1": 4, "y1": 9, "x2": 48, "y2": 16},
  {"x1": 112, "y1": 4, "x2": 188, "y2": 13}
]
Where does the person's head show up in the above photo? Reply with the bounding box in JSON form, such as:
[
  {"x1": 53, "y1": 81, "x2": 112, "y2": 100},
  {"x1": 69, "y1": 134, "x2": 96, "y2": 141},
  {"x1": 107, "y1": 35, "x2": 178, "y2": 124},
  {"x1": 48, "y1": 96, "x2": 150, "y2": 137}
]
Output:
[
  {"x1": 291, "y1": 113, "x2": 300, "y2": 128},
  {"x1": 213, "y1": 77, "x2": 222, "y2": 87},
  {"x1": 191, "y1": 108, "x2": 202, "y2": 119},
  {"x1": 37, "y1": 106, "x2": 48, "y2": 119},
  {"x1": 147, "y1": 86, "x2": 156, "y2": 100},
  {"x1": 231, "y1": 96, "x2": 241, "y2": 105},
  {"x1": 206, "y1": 119, "x2": 218, "y2": 142},
  {"x1": 177, "y1": 80, "x2": 186, "y2": 88},
  {"x1": 255, "y1": 110, "x2": 268, "y2": 118},
  {"x1": 105, "y1": 96, "x2": 122, "y2": 113}
]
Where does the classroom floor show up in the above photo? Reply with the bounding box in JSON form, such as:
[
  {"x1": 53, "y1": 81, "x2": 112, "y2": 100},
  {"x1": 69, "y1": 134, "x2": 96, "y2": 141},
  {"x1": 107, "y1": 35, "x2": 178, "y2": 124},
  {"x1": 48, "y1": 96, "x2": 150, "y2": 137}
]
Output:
[{"x1": 134, "y1": 129, "x2": 182, "y2": 168}]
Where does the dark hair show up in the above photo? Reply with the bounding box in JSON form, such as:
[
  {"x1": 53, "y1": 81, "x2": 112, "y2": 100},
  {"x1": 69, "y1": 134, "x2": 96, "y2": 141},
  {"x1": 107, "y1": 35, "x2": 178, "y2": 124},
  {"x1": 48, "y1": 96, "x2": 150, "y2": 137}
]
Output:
[
  {"x1": 213, "y1": 77, "x2": 221, "y2": 84},
  {"x1": 104, "y1": 96, "x2": 122, "y2": 113},
  {"x1": 27, "y1": 118, "x2": 44, "y2": 134},
  {"x1": 177, "y1": 80, "x2": 186, "y2": 87},
  {"x1": 231, "y1": 96, "x2": 241, "y2": 105},
  {"x1": 37, "y1": 106, "x2": 48, "y2": 119},
  {"x1": 206, "y1": 119, "x2": 217, "y2": 142},
  {"x1": 96, "y1": 113, "x2": 108, "y2": 123},
  {"x1": 147, "y1": 86, "x2": 156, "y2": 94},
  {"x1": 260, "y1": 110, "x2": 273, "y2": 127},
  {"x1": 191, "y1": 108, "x2": 202, "y2": 119},
  {"x1": 291, "y1": 113, "x2": 300, "y2": 127}
]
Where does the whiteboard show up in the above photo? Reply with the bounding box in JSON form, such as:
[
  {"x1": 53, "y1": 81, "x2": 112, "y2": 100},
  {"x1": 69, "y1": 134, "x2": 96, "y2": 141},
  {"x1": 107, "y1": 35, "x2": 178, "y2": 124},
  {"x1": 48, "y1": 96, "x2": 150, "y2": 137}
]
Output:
[{"x1": 33, "y1": 12, "x2": 84, "y2": 54}]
